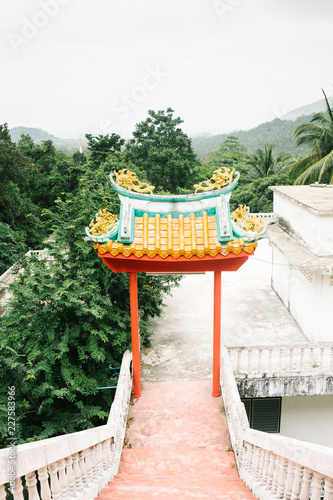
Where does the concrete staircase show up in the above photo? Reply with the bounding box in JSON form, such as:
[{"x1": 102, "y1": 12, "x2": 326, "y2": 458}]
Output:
[{"x1": 97, "y1": 380, "x2": 255, "y2": 499}]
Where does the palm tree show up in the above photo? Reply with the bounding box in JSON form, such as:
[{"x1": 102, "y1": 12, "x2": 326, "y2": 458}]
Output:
[
  {"x1": 243, "y1": 145, "x2": 290, "y2": 181},
  {"x1": 291, "y1": 90, "x2": 333, "y2": 184}
]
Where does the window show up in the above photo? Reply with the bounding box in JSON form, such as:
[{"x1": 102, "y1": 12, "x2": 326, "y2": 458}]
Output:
[{"x1": 241, "y1": 397, "x2": 281, "y2": 433}]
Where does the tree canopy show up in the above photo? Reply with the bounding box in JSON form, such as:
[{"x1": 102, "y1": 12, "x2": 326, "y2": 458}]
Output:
[
  {"x1": 291, "y1": 90, "x2": 333, "y2": 184},
  {"x1": 243, "y1": 145, "x2": 290, "y2": 181},
  {"x1": 0, "y1": 129, "x2": 181, "y2": 445},
  {"x1": 125, "y1": 108, "x2": 199, "y2": 192}
]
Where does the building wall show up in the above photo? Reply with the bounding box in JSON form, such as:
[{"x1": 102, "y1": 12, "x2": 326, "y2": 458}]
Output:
[
  {"x1": 271, "y1": 246, "x2": 333, "y2": 342},
  {"x1": 280, "y1": 395, "x2": 333, "y2": 448},
  {"x1": 273, "y1": 193, "x2": 333, "y2": 256},
  {"x1": 271, "y1": 246, "x2": 315, "y2": 340}
]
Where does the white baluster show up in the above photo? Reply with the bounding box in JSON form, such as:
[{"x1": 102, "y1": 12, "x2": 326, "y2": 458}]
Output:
[
  {"x1": 277, "y1": 457, "x2": 288, "y2": 498},
  {"x1": 48, "y1": 462, "x2": 61, "y2": 500},
  {"x1": 310, "y1": 347, "x2": 314, "y2": 370},
  {"x1": 300, "y1": 348, "x2": 305, "y2": 370},
  {"x1": 65, "y1": 456, "x2": 75, "y2": 496},
  {"x1": 284, "y1": 460, "x2": 296, "y2": 500},
  {"x1": 271, "y1": 455, "x2": 281, "y2": 494},
  {"x1": 85, "y1": 447, "x2": 93, "y2": 484},
  {"x1": 248, "y1": 349, "x2": 252, "y2": 372},
  {"x1": 25, "y1": 471, "x2": 39, "y2": 500},
  {"x1": 38, "y1": 466, "x2": 51, "y2": 500},
  {"x1": 323, "y1": 477, "x2": 333, "y2": 500},
  {"x1": 237, "y1": 349, "x2": 241, "y2": 372},
  {"x1": 311, "y1": 471, "x2": 323, "y2": 500},
  {"x1": 289, "y1": 347, "x2": 294, "y2": 370},
  {"x1": 110, "y1": 437, "x2": 117, "y2": 476},
  {"x1": 96, "y1": 442, "x2": 104, "y2": 476},
  {"x1": 72, "y1": 453, "x2": 83, "y2": 492},
  {"x1": 13, "y1": 477, "x2": 24, "y2": 500},
  {"x1": 258, "y1": 349, "x2": 262, "y2": 372},
  {"x1": 279, "y1": 348, "x2": 283, "y2": 371},
  {"x1": 102, "y1": 438, "x2": 111, "y2": 470},
  {"x1": 291, "y1": 464, "x2": 303, "y2": 500},
  {"x1": 245, "y1": 443, "x2": 253, "y2": 473},
  {"x1": 268, "y1": 348, "x2": 273, "y2": 373},
  {"x1": 57, "y1": 458, "x2": 68, "y2": 497},
  {"x1": 300, "y1": 467, "x2": 312, "y2": 500},
  {"x1": 79, "y1": 450, "x2": 87, "y2": 485},
  {"x1": 261, "y1": 450, "x2": 270, "y2": 488},
  {"x1": 90, "y1": 445, "x2": 97, "y2": 480},
  {"x1": 252, "y1": 447, "x2": 262, "y2": 480}
]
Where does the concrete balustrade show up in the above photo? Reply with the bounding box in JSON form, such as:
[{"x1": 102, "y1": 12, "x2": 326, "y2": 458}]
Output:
[
  {"x1": 228, "y1": 344, "x2": 333, "y2": 375},
  {"x1": 221, "y1": 345, "x2": 333, "y2": 500},
  {"x1": 0, "y1": 350, "x2": 132, "y2": 499}
]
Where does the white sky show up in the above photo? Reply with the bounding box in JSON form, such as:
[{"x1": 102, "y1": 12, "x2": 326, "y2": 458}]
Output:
[{"x1": 1, "y1": 0, "x2": 332, "y2": 139}]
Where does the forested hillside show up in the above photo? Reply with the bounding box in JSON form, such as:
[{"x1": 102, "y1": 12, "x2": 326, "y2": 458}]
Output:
[
  {"x1": 9, "y1": 126, "x2": 86, "y2": 153},
  {"x1": 191, "y1": 115, "x2": 311, "y2": 159}
]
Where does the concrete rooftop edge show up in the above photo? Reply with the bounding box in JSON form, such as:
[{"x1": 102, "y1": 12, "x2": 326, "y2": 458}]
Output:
[
  {"x1": 267, "y1": 223, "x2": 333, "y2": 273},
  {"x1": 269, "y1": 185, "x2": 333, "y2": 214}
]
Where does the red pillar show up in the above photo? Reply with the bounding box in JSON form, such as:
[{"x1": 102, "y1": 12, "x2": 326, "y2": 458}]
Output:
[
  {"x1": 212, "y1": 271, "x2": 222, "y2": 397},
  {"x1": 129, "y1": 272, "x2": 141, "y2": 398}
]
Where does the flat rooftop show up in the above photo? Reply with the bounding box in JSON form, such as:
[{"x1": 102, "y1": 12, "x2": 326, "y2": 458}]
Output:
[{"x1": 270, "y1": 185, "x2": 333, "y2": 214}]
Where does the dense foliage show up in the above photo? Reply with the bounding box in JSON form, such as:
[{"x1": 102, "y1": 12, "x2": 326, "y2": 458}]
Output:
[
  {"x1": 125, "y1": 108, "x2": 199, "y2": 192},
  {"x1": 291, "y1": 90, "x2": 333, "y2": 184},
  {"x1": 230, "y1": 173, "x2": 293, "y2": 213},
  {"x1": 0, "y1": 183, "x2": 179, "y2": 442},
  {"x1": 0, "y1": 126, "x2": 180, "y2": 445},
  {"x1": 191, "y1": 115, "x2": 311, "y2": 159}
]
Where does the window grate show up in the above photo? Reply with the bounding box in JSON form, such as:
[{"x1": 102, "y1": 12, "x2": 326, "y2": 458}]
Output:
[{"x1": 241, "y1": 397, "x2": 281, "y2": 433}]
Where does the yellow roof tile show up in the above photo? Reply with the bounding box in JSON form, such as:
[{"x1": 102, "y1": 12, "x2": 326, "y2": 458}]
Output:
[{"x1": 95, "y1": 212, "x2": 257, "y2": 259}]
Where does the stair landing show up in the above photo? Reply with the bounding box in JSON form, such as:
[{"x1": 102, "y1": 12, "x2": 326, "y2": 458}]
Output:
[{"x1": 97, "y1": 380, "x2": 255, "y2": 499}]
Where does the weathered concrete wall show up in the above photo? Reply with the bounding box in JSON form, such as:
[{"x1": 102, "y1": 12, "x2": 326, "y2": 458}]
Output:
[
  {"x1": 269, "y1": 227, "x2": 333, "y2": 342},
  {"x1": 237, "y1": 375, "x2": 333, "y2": 398},
  {"x1": 280, "y1": 395, "x2": 333, "y2": 448},
  {"x1": 273, "y1": 189, "x2": 333, "y2": 256}
]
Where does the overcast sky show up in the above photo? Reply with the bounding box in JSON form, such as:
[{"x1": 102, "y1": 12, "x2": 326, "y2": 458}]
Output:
[{"x1": 1, "y1": 0, "x2": 332, "y2": 140}]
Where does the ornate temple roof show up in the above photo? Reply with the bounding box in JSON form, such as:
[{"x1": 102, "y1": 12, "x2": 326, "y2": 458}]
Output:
[
  {"x1": 95, "y1": 212, "x2": 257, "y2": 259},
  {"x1": 85, "y1": 168, "x2": 266, "y2": 271}
]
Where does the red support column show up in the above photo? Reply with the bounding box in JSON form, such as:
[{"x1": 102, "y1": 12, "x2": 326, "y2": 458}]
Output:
[
  {"x1": 129, "y1": 272, "x2": 141, "y2": 398},
  {"x1": 212, "y1": 271, "x2": 222, "y2": 397}
]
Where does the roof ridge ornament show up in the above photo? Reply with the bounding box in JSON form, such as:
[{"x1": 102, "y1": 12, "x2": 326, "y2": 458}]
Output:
[
  {"x1": 194, "y1": 167, "x2": 235, "y2": 193},
  {"x1": 231, "y1": 204, "x2": 265, "y2": 234},
  {"x1": 85, "y1": 208, "x2": 119, "y2": 242},
  {"x1": 114, "y1": 168, "x2": 155, "y2": 194}
]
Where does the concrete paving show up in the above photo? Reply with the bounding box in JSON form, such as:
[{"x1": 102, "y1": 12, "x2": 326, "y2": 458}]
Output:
[
  {"x1": 141, "y1": 239, "x2": 307, "y2": 383},
  {"x1": 98, "y1": 380, "x2": 256, "y2": 499}
]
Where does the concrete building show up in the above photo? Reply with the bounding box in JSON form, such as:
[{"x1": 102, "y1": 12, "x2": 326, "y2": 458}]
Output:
[{"x1": 268, "y1": 185, "x2": 333, "y2": 342}]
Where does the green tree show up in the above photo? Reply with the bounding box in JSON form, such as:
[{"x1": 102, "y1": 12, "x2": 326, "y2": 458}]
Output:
[
  {"x1": 231, "y1": 172, "x2": 293, "y2": 213},
  {"x1": 291, "y1": 90, "x2": 333, "y2": 184},
  {"x1": 200, "y1": 136, "x2": 247, "y2": 180},
  {"x1": 86, "y1": 133, "x2": 125, "y2": 166},
  {"x1": 0, "y1": 163, "x2": 180, "y2": 444},
  {"x1": 0, "y1": 223, "x2": 27, "y2": 275},
  {"x1": 243, "y1": 145, "x2": 290, "y2": 181},
  {"x1": 125, "y1": 108, "x2": 199, "y2": 192},
  {"x1": 0, "y1": 125, "x2": 44, "y2": 249},
  {"x1": 17, "y1": 135, "x2": 85, "y2": 209}
]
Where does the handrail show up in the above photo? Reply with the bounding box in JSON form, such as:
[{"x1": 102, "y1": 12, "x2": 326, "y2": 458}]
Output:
[
  {"x1": 228, "y1": 343, "x2": 333, "y2": 376},
  {"x1": 0, "y1": 350, "x2": 132, "y2": 499},
  {"x1": 221, "y1": 345, "x2": 333, "y2": 499}
]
